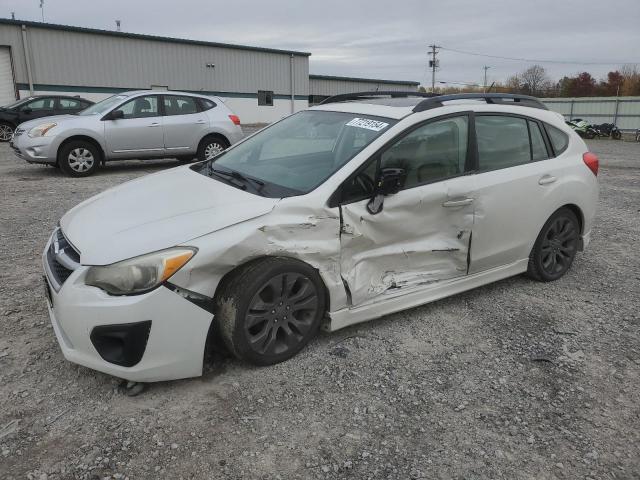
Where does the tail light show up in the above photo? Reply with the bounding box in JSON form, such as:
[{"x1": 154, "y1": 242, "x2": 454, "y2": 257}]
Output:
[
  {"x1": 582, "y1": 152, "x2": 599, "y2": 176},
  {"x1": 228, "y1": 114, "x2": 241, "y2": 126}
]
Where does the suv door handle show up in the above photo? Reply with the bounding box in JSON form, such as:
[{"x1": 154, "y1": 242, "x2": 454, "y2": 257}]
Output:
[
  {"x1": 442, "y1": 198, "x2": 474, "y2": 208},
  {"x1": 538, "y1": 175, "x2": 557, "y2": 185},
  {"x1": 195, "y1": 120, "x2": 206, "y2": 124},
  {"x1": 148, "y1": 122, "x2": 161, "y2": 127}
]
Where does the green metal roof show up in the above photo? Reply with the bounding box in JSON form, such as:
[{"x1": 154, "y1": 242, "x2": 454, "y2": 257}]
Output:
[
  {"x1": 309, "y1": 74, "x2": 420, "y2": 86},
  {"x1": 0, "y1": 18, "x2": 311, "y2": 57}
]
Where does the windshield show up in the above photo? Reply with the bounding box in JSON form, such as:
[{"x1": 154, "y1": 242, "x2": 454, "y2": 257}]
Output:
[
  {"x1": 2, "y1": 98, "x2": 33, "y2": 109},
  {"x1": 194, "y1": 110, "x2": 396, "y2": 197},
  {"x1": 77, "y1": 94, "x2": 128, "y2": 116}
]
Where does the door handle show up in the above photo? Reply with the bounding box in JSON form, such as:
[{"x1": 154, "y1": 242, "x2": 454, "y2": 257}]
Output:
[
  {"x1": 195, "y1": 120, "x2": 206, "y2": 124},
  {"x1": 148, "y1": 122, "x2": 161, "y2": 127},
  {"x1": 538, "y1": 175, "x2": 557, "y2": 185},
  {"x1": 442, "y1": 198, "x2": 474, "y2": 208}
]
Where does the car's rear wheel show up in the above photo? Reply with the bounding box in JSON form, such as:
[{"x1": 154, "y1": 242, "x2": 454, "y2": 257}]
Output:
[
  {"x1": 215, "y1": 258, "x2": 326, "y2": 366},
  {"x1": 197, "y1": 135, "x2": 229, "y2": 162},
  {"x1": 0, "y1": 122, "x2": 14, "y2": 142},
  {"x1": 527, "y1": 208, "x2": 580, "y2": 282},
  {"x1": 58, "y1": 141, "x2": 100, "y2": 177}
]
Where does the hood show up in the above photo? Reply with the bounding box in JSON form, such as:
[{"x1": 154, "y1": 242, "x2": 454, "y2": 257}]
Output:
[
  {"x1": 60, "y1": 166, "x2": 279, "y2": 265},
  {"x1": 18, "y1": 114, "x2": 78, "y2": 130}
]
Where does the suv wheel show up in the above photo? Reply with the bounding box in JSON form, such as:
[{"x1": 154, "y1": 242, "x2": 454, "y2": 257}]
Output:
[
  {"x1": 0, "y1": 122, "x2": 14, "y2": 142},
  {"x1": 197, "y1": 135, "x2": 229, "y2": 161},
  {"x1": 216, "y1": 258, "x2": 326, "y2": 366},
  {"x1": 527, "y1": 208, "x2": 580, "y2": 282},
  {"x1": 58, "y1": 141, "x2": 100, "y2": 177}
]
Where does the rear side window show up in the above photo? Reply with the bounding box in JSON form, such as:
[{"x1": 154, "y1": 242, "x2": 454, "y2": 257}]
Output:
[
  {"x1": 528, "y1": 120, "x2": 549, "y2": 161},
  {"x1": 476, "y1": 116, "x2": 530, "y2": 171},
  {"x1": 546, "y1": 124, "x2": 569, "y2": 156},
  {"x1": 163, "y1": 96, "x2": 198, "y2": 116},
  {"x1": 199, "y1": 98, "x2": 216, "y2": 110}
]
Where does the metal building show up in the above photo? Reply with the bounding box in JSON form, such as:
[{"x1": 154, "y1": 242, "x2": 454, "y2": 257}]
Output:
[
  {"x1": 309, "y1": 74, "x2": 420, "y2": 105},
  {"x1": 0, "y1": 19, "x2": 310, "y2": 123},
  {"x1": 0, "y1": 19, "x2": 421, "y2": 123}
]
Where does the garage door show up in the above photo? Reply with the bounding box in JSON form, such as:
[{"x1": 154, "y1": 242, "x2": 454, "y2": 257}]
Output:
[{"x1": 0, "y1": 47, "x2": 16, "y2": 107}]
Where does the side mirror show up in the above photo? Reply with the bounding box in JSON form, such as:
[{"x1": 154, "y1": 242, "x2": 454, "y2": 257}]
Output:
[
  {"x1": 367, "y1": 167, "x2": 406, "y2": 215},
  {"x1": 108, "y1": 109, "x2": 124, "y2": 120}
]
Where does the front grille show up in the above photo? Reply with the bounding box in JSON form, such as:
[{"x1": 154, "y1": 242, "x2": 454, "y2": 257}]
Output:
[
  {"x1": 45, "y1": 229, "x2": 81, "y2": 290},
  {"x1": 13, "y1": 128, "x2": 24, "y2": 137}
]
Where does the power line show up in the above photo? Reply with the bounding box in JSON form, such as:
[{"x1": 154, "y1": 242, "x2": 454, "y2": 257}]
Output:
[{"x1": 440, "y1": 46, "x2": 639, "y2": 66}]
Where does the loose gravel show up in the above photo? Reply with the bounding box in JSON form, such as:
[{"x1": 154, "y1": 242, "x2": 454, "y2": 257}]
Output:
[{"x1": 0, "y1": 138, "x2": 638, "y2": 480}]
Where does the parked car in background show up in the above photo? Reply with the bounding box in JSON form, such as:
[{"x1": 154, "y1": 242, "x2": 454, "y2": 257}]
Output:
[
  {"x1": 0, "y1": 95, "x2": 94, "y2": 141},
  {"x1": 10, "y1": 90, "x2": 243, "y2": 176},
  {"x1": 42, "y1": 92, "x2": 598, "y2": 383}
]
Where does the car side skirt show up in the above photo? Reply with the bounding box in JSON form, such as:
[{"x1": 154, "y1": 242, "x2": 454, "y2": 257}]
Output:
[{"x1": 326, "y1": 258, "x2": 529, "y2": 331}]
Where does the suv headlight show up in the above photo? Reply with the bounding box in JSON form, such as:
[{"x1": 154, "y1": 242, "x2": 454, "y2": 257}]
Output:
[
  {"x1": 85, "y1": 248, "x2": 196, "y2": 295},
  {"x1": 28, "y1": 122, "x2": 57, "y2": 138}
]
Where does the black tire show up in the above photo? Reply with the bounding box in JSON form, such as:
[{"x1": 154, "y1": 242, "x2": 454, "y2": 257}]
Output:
[
  {"x1": 611, "y1": 130, "x2": 622, "y2": 140},
  {"x1": 0, "y1": 122, "x2": 14, "y2": 142},
  {"x1": 197, "y1": 135, "x2": 229, "y2": 162},
  {"x1": 584, "y1": 129, "x2": 596, "y2": 140},
  {"x1": 527, "y1": 208, "x2": 580, "y2": 282},
  {"x1": 215, "y1": 257, "x2": 326, "y2": 366},
  {"x1": 58, "y1": 140, "x2": 100, "y2": 177}
]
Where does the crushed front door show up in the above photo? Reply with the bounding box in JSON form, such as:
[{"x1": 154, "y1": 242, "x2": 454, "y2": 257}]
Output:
[{"x1": 339, "y1": 175, "x2": 475, "y2": 307}]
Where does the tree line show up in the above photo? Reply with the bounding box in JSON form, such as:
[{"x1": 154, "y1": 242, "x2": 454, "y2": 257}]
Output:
[{"x1": 420, "y1": 65, "x2": 640, "y2": 98}]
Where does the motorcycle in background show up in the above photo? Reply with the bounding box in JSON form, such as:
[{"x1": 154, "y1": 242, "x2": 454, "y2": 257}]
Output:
[
  {"x1": 592, "y1": 122, "x2": 622, "y2": 140},
  {"x1": 566, "y1": 119, "x2": 597, "y2": 139}
]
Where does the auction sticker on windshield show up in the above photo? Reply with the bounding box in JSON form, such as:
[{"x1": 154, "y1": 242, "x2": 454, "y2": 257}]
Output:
[{"x1": 345, "y1": 118, "x2": 389, "y2": 132}]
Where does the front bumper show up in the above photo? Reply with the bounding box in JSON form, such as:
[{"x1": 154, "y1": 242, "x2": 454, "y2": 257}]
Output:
[
  {"x1": 42, "y1": 238, "x2": 214, "y2": 382},
  {"x1": 11, "y1": 129, "x2": 58, "y2": 164}
]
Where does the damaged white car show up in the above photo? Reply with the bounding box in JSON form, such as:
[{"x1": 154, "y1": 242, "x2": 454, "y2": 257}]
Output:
[{"x1": 43, "y1": 92, "x2": 599, "y2": 382}]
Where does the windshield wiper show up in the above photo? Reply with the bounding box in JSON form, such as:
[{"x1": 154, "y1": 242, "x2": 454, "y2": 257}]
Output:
[{"x1": 209, "y1": 166, "x2": 265, "y2": 191}]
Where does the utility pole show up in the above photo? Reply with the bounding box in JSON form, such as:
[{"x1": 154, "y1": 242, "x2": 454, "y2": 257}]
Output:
[
  {"x1": 483, "y1": 66, "x2": 491, "y2": 93},
  {"x1": 116, "y1": 20, "x2": 121, "y2": 31},
  {"x1": 428, "y1": 44, "x2": 440, "y2": 93},
  {"x1": 40, "y1": 0, "x2": 45, "y2": 22}
]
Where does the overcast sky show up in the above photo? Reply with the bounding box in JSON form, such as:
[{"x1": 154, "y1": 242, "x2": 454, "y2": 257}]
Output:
[{"x1": 5, "y1": 0, "x2": 640, "y2": 87}]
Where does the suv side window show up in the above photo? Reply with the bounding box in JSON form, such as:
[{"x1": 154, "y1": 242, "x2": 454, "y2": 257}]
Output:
[
  {"x1": 163, "y1": 96, "x2": 198, "y2": 116},
  {"x1": 58, "y1": 98, "x2": 83, "y2": 110},
  {"x1": 380, "y1": 115, "x2": 468, "y2": 188},
  {"x1": 545, "y1": 124, "x2": 569, "y2": 156},
  {"x1": 528, "y1": 120, "x2": 549, "y2": 161},
  {"x1": 118, "y1": 96, "x2": 159, "y2": 119},
  {"x1": 198, "y1": 98, "x2": 216, "y2": 111},
  {"x1": 476, "y1": 115, "x2": 530, "y2": 171}
]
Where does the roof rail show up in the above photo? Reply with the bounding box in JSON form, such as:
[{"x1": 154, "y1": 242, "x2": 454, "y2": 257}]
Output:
[
  {"x1": 412, "y1": 93, "x2": 548, "y2": 112},
  {"x1": 319, "y1": 91, "x2": 434, "y2": 105}
]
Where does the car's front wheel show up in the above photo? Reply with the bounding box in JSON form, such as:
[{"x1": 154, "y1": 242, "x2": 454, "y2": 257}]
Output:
[
  {"x1": 0, "y1": 122, "x2": 14, "y2": 142},
  {"x1": 58, "y1": 141, "x2": 100, "y2": 177},
  {"x1": 527, "y1": 208, "x2": 580, "y2": 282},
  {"x1": 197, "y1": 135, "x2": 229, "y2": 162},
  {"x1": 215, "y1": 258, "x2": 326, "y2": 366}
]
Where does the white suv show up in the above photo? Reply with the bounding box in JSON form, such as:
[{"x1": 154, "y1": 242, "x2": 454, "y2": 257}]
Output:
[
  {"x1": 42, "y1": 93, "x2": 598, "y2": 383},
  {"x1": 11, "y1": 90, "x2": 243, "y2": 176}
]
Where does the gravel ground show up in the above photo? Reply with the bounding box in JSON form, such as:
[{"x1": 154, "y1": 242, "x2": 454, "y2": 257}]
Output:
[{"x1": 0, "y1": 137, "x2": 638, "y2": 480}]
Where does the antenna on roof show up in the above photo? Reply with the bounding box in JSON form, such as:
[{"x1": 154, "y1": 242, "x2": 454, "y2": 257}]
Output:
[{"x1": 115, "y1": 20, "x2": 121, "y2": 31}]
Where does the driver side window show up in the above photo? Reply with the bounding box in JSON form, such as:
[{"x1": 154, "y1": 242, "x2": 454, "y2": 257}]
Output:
[
  {"x1": 380, "y1": 115, "x2": 468, "y2": 189},
  {"x1": 117, "y1": 96, "x2": 159, "y2": 119}
]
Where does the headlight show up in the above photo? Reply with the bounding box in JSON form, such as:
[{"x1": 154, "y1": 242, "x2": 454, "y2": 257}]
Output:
[
  {"x1": 85, "y1": 247, "x2": 196, "y2": 295},
  {"x1": 28, "y1": 122, "x2": 57, "y2": 138}
]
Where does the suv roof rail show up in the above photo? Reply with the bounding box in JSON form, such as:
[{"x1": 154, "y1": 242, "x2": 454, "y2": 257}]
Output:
[
  {"x1": 412, "y1": 93, "x2": 548, "y2": 112},
  {"x1": 318, "y1": 91, "x2": 435, "y2": 105}
]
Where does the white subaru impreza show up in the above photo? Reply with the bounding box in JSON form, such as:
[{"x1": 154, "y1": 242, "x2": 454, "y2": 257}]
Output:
[{"x1": 43, "y1": 93, "x2": 599, "y2": 383}]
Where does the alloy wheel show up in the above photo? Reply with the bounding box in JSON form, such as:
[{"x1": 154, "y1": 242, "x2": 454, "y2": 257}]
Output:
[
  {"x1": 244, "y1": 273, "x2": 319, "y2": 357},
  {"x1": 0, "y1": 124, "x2": 13, "y2": 141},
  {"x1": 204, "y1": 142, "x2": 225, "y2": 160},
  {"x1": 540, "y1": 216, "x2": 578, "y2": 275},
  {"x1": 67, "y1": 148, "x2": 95, "y2": 173}
]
